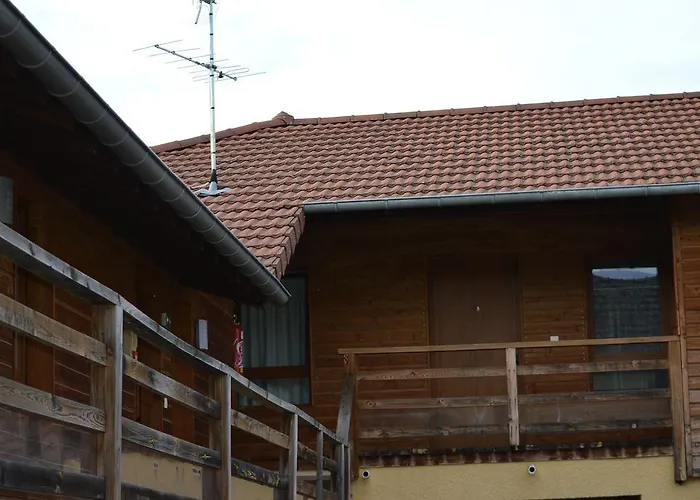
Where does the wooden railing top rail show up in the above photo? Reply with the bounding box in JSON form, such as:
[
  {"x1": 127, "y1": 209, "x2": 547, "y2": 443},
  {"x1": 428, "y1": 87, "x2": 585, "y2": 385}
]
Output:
[
  {"x1": 0, "y1": 221, "x2": 346, "y2": 447},
  {"x1": 338, "y1": 335, "x2": 677, "y2": 356}
]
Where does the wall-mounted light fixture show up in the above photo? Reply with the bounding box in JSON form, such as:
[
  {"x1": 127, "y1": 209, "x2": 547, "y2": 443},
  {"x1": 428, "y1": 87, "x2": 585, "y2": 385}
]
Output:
[
  {"x1": 0, "y1": 177, "x2": 13, "y2": 226},
  {"x1": 195, "y1": 319, "x2": 208, "y2": 350}
]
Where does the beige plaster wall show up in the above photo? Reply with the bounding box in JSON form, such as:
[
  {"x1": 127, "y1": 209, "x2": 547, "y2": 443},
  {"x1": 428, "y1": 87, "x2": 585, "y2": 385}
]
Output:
[
  {"x1": 352, "y1": 457, "x2": 700, "y2": 500},
  {"x1": 122, "y1": 451, "x2": 275, "y2": 500}
]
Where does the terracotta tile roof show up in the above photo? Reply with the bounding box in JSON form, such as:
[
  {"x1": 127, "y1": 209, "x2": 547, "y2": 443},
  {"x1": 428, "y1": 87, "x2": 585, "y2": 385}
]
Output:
[{"x1": 154, "y1": 92, "x2": 700, "y2": 277}]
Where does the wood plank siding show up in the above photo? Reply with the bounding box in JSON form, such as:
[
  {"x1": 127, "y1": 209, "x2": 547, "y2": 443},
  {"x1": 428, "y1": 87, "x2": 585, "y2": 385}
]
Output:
[
  {"x1": 671, "y1": 195, "x2": 700, "y2": 476},
  {"x1": 0, "y1": 150, "x2": 239, "y2": 458},
  {"x1": 236, "y1": 198, "x2": 679, "y2": 465}
]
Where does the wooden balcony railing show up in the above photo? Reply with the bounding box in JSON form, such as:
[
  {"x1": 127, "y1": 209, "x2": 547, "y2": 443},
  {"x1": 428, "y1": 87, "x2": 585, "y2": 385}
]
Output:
[
  {"x1": 0, "y1": 222, "x2": 350, "y2": 500},
  {"x1": 337, "y1": 335, "x2": 687, "y2": 483}
]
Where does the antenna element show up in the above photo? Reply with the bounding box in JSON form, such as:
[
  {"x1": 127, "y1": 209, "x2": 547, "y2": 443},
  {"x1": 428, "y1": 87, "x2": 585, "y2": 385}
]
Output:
[{"x1": 134, "y1": 0, "x2": 265, "y2": 197}]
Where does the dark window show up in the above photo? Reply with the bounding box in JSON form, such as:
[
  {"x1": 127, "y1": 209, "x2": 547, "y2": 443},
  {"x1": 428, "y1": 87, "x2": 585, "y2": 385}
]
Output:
[
  {"x1": 240, "y1": 275, "x2": 310, "y2": 405},
  {"x1": 590, "y1": 267, "x2": 668, "y2": 391}
]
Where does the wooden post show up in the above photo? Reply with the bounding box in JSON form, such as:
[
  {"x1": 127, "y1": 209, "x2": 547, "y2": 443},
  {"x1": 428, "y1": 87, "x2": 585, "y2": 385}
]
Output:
[
  {"x1": 669, "y1": 339, "x2": 687, "y2": 482},
  {"x1": 287, "y1": 414, "x2": 299, "y2": 500},
  {"x1": 92, "y1": 305, "x2": 123, "y2": 500},
  {"x1": 315, "y1": 431, "x2": 324, "y2": 500},
  {"x1": 336, "y1": 444, "x2": 346, "y2": 500},
  {"x1": 505, "y1": 347, "x2": 519, "y2": 448},
  {"x1": 336, "y1": 353, "x2": 357, "y2": 480},
  {"x1": 212, "y1": 374, "x2": 231, "y2": 500}
]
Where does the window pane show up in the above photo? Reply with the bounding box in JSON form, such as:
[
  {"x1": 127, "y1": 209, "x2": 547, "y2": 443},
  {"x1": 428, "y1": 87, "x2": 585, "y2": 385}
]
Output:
[
  {"x1": 590, "y1": 267, "x2": 667, "y2": 391},
  {"x1": 240, "y1": 275, "x2": 309, "y2": 405}
]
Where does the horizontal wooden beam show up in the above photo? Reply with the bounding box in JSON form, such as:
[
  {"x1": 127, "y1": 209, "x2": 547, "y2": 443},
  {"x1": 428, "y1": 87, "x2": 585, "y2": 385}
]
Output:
[
  {"x1": 357, "y1": 366, "x2": 506, "y2": 381},
  {"x1": 0, "y1": 221, "x2": 118, "y2": 304},
  {"x1": 0, "y1": 375, "x2": 104, "y2": 431},
  {"x1": 230, "y1": 458, "x2": 338, "y2": 500},
  {"x1": 359, "y1": 394, "x2": 508, "y2": 410},
  {"x1": 0, "y1": 221, "x2": 346, "y2": 447},
  {"x1": 123, "y1": 310, "x2": 345, "y2": 445},
  {"x1": 0, "y1": 458, "x2": 199, "y2": 500},
  {"x1": 0, "y1": 292, "x2": 106, "y2": 365},
  {"x1": 518, "y1": 359, "x2": 669, "y2": 376},
  {"x1": 123, "y1": 355, "x2": 219, "y2": 419},
  {"x1": 360, "y1": 424, "x2": 507, "y2": 440},
  {"x1": 231, "y1": 409, "x2": 338, "y2": 472},
  {"x1": 519, "y1": 388, "x2": 670, "y2": 405},
  {"x1": 340, "y1": 335, "x2": 677, "y2": 355},
  {"x1": 122, "y1": 418, "x2": 221, "y2": 468},
  {"x1": 521, "y1": 418, "x2": 672, "y2": 434}
]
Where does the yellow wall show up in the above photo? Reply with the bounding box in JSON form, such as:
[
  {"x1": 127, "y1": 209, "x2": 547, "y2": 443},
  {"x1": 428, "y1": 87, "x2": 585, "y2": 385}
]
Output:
[
  {"x1": 352, "y1": 457, "x2": 699, "y2": 500},
  {"x1": 122, "y1": 450, "x2": 276, "y2": 500}
]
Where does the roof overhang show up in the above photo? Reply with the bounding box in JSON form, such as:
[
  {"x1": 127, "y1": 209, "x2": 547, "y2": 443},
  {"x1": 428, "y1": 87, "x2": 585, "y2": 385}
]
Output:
[
  {"x1": 0, "y1": 0, "x2": 289, "y2": 305},
  {"x1": 303, "y1": 181, "x2": 700, "y2": 214}
]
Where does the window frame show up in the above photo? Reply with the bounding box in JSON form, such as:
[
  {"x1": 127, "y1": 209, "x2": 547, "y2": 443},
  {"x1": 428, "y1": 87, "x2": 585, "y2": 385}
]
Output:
[
  {"x1": 586, "y1": 259, "x2": 669, "y2": 391},
  {"x1": 239, "y1": 273, "x2": 312, "y2": 406}
]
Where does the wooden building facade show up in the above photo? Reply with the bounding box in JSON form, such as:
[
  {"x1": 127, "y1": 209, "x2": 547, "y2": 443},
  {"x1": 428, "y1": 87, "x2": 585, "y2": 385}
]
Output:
[
  {"x1": 0, "y1": 2, "x2": 348, "y2": 499},
  {"x1": 235, "y1": 194, "x2": 700, "y2": 485}
]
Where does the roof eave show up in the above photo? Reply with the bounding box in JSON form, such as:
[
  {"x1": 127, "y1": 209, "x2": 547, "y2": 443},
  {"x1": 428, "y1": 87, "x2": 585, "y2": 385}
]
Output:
[
  {"x1": 0, "y1": 0, "x2": 289, "y2": 305},
  {"x1": 303, "y1": 182, "x2": 700, "y2": 214}
]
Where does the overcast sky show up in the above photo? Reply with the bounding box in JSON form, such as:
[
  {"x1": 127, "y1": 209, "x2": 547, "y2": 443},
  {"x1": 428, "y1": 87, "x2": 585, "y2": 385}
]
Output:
[{"x1": 11, "y1": 0, "x2": 700, "y2": 146}]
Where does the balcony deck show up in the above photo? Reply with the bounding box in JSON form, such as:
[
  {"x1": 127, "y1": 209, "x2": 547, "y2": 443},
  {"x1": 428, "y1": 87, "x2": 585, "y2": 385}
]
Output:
[{"x1": 0, "y1": 222, "x2": 350, "y2": 500}]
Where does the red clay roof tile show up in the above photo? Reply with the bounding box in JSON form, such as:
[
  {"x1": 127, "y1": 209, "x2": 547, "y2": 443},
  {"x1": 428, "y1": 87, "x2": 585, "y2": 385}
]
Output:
[{"x1": 155, "y1": 92, "x2": 700, "y2": 277}]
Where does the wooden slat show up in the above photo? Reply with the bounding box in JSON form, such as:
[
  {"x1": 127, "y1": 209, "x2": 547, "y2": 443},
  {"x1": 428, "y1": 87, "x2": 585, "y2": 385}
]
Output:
[
  {"x1": 521, "y1": 418, "x2": 672, "y2": 434},
  {"x1": 358, "y1": 365, "x2": 506, "y2": 381},
  {"x1": 0, "y1": 375, "x2": 104, "y2": 431},
  {"x1": 360, "y1": 424, "x2": 507, "y2": 439},
  {"x1": 316, "y1": 431, "x2": 324, "y2": 500},
  {"x1": 340, "y1": 335, "x2": 677, "y2": 355},
  {"x1": 287, "y1": 414, "x2": 298, "y2": 500},
  {"x1": 517, "y1": 359, "x2": 669, "y2": 376},
  {"x1": 123, "y1": 354, "x2": 219, "y2": 419},
  {"x1": 231, "y1": 409, "x2": 338, "y2": 471},
  {"x1": 0, "y1": 292, "x2": 106, "y2": 365},
  {"x1": 669, "y1": 339, "x2": 688, "y2": 482},
  {"x1": 229, "y1": 458, "x2": 338, "y2": 500},
  {"x1": 122, "y1": 417, "x2": 221, "y2": 468},
  {"x1": 336, "y1": 374, "x2": 355, "y2": 440},
  {"x1": 93, "y1": 304, "x2": 123, "y2": 500},
  {"x1": 519, "y1": 388, "x2": 670, "y2": 405},
  {"x1": 506, "y1": 347, "x2": 519, "y2": 447},
  {"x1": 214, "y1": 374, "x2": 231, "y2": 500},
  {"x1": 359, "y1": 394, "x2": 508, "y2": 410}
]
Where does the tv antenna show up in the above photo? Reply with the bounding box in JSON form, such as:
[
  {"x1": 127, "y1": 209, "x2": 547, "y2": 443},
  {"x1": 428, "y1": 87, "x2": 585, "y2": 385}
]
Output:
[{"x1": 135, "y1": 0, "x2": 264, "y2": 196}]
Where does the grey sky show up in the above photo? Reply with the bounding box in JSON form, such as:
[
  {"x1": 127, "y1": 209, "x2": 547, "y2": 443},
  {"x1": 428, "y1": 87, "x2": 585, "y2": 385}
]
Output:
[{"x1": 12, "y1": 0, "x2": 700, "y2": 146}]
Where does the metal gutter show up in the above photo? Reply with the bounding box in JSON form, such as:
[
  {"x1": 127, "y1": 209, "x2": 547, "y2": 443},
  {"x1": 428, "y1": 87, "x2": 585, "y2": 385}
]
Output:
[
  {"x1": 0, "y1": 0, "x2": 289, "y2": 305},
  {"x1": 303, "y1": 182, "x2": 700, "y2": 214}
]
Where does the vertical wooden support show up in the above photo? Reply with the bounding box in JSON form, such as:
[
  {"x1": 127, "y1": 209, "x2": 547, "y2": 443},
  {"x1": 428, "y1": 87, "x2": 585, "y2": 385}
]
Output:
[
  {"x1": 671, "y1": 207, "x2": 692, "y2": 478},
  {"x1": 315, "y1": 431, "x2": 324, "y2": 500},
  {"x1": 287, "y1": 413, "x2": 298, "y2": 500},
  {"x1": 334, "y1": 445, "x2": 345, "y2": 500},
  {"x1": 506, "y1": 347, "x2": 519, "y2": 448},
  {"x1": 275, "y1": 414, "x2": 290, "y2": 500},
  {"x1": 336, "y1": 353, "x2": 357, "y2": 481},
  {"x1": 669, "y1": 339, "x2": 688, "y2": 482},
  {"x1": 92, "y1": 305, "x2": 123, "y2": 500},
  {"x1": 212, "y1": 374, "x2": 231, "y2": 500}
]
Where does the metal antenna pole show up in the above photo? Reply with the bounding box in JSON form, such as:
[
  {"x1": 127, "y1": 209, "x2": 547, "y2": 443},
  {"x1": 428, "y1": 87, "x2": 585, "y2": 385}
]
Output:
[
  {"x1": 205, "y1": 0, "x2": 220, "y2": 195},
  {"x1": 134, "y1": 0, "x2": 265, "y2": 197}
]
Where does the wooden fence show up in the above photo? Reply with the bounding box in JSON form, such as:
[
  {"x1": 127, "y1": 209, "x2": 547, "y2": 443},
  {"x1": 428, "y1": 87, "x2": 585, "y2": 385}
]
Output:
[
  {"x1": 337, "y1": 335, "x2": 687, "y2": 483},
  {"x1": 0, "y1": 222, "x2": 350, "y2": 500}
]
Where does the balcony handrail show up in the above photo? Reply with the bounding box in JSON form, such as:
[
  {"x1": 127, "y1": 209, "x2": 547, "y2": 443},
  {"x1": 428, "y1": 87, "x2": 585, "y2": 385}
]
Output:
[
  {"x1": 0, "y1": 221, "x2": 345, "y2": 446},
  {"x1": 339, "y1": 335, "x2": 677, "y2": 355},
  {"x1": 0, "y1": 221, "x2": 349, "y2": 500},
  {"x1": 337, "y1": 333, "x2": 686, "y2": 485}
]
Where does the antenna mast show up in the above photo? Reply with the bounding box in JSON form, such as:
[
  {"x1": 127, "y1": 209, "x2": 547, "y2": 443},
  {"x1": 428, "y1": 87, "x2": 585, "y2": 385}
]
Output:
[{"x1": 135, "y1": 0, "x2": 264, "y2": 197}]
